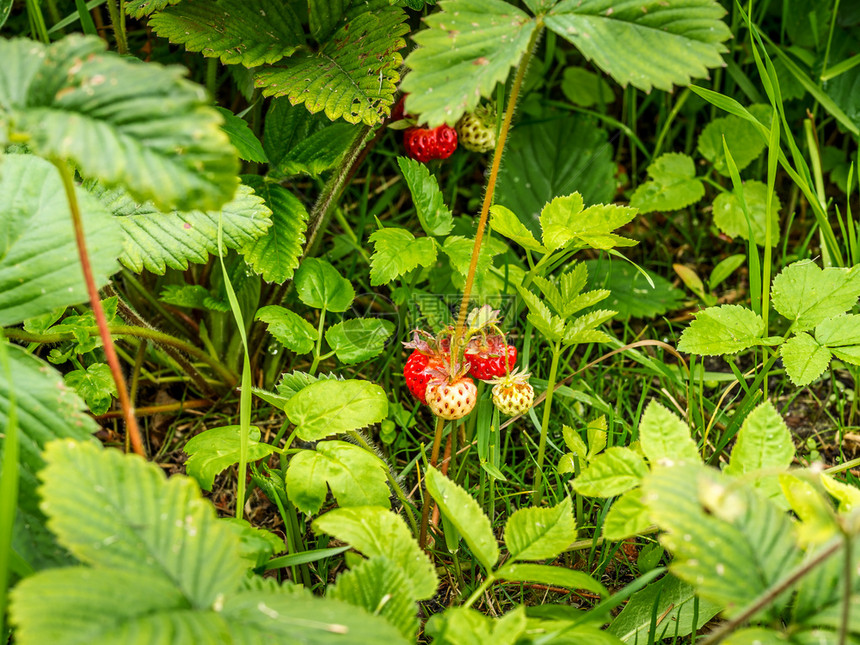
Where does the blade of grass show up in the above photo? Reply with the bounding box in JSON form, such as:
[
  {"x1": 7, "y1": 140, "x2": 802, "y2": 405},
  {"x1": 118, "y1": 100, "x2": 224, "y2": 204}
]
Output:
[
  {"x1": 73, "y1": 0, "x2": 97, "y2": 35},
  {"x1": 0, "y1": 338, "x2": 20, "y2": 638}
]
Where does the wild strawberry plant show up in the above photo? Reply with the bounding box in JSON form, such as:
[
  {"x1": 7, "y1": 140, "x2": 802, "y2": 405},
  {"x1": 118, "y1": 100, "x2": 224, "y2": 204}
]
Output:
[{"x1": 2, "y1": 0, "x2": 860, "y2": 643}]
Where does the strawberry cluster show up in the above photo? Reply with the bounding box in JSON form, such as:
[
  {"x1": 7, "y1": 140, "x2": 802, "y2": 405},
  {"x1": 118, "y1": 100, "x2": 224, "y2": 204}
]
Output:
[{"x1": 402, "y1": 306, "x2": 533, "y2": 420}]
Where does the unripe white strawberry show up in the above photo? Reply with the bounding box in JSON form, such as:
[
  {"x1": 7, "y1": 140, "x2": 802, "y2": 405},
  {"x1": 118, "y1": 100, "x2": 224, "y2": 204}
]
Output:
[
  {"x1": 456, "y1": 106, "x2": 496, "y2": 153},
  {"x1": 491, "y1": 370, "x2": 534, "y2": 416},
  {"x1": 426, "y1": 377, "x2": 477, "y2": 420}
]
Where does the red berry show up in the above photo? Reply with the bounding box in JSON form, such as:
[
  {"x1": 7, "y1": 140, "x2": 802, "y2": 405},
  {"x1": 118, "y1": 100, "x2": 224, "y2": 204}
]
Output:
[
  {"x1": 391, "y1": 95, "x2": 407, "y2": 122},
  {"x1": 403, "y1": 127, "x2": 439, "y2": 163},
  {"x1": 467, "y1": 345, "x2": 517, "y2": 381},
  {"x1": 433, "y1": 125, "x2": 458, "y2": 159},
  {"x1": 404, "y1": 350, "x2": 436, "y2": 404}
]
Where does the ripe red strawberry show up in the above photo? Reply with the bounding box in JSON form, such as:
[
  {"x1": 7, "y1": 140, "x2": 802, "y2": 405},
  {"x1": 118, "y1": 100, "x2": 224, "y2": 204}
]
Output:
[
  {"x1": 403, "y1": 127, "x2": 439, "y2": 163},
  {"x1": 491, "y1": 370, "x2": 534, "y2": 416},
  {"x1": 426, "y1": 376, "x2": 477, "y2": 420},
  {"x1": 466, "y1": 344, "x2": 517, "y2": 381},
  {"x1": 434, "y1": 124, "x2": 458, "y2": 159},
  {"x1": 404, "y1": 349, "x2": 434, "y2": 405}
]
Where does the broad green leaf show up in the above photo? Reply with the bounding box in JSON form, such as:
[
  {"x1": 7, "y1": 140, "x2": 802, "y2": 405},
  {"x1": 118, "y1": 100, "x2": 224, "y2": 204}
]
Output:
[
  {"x1": 677, "y1": 305, "x2": 766, "y2": 355},
  {"x1": 496, "y1": 563, "x2": 606, "y2": 595},
  {"x1": 638, "y1": 401, "x2": 700, "y2": 467},
  {"x1": 255, "y1": 305, "x2": 318, "y2": 355},
  {"x1": 369, "y1": 228, "x2": 437, "y2": 286},
  {"x1": 222, "y1": 588, "x2": 410, "y2": 644},
  {"x1": 572, "y1": 447, "x2": 648, "y2": 498},
  {"x1": 698, "y1": 105, "x2": 773, "y2": 175},
  {"x1": 125, "y1": 0, "x2": 180, "y2": 18},
  {"x1": 0, "y1": 155, "x2": 122, "y2": 327},
  {"x1": 285, "y1": 440, "x2": 390, "y2": 514},
  {"x1": 329, "y1": 556, "x2": 418, "y2": 639},
  {"x1": 540, "y1": 193, "x2": 584, "y2": 250},
  {"x1": 149, "y1": 0, "x2": 304, "y2": 67},
  {"x1": 240, "y1": 176, "x2": 308, "y2": 283},
  {"x1": 263, "y1": 97, "x2": 323, "y2": 170},
  {"x1": 489, "y1": 205, "x2": 546, "y2": 254},
  {"x1": 214, "y1": 107, "x2": 268, "y2": 163},
  {"x1": 781, "y1": 332, "x2": 831, "y2": 386},
  {"x1": 313, "y1": 506, "x2": 437, "y2": 599},
  {"x1": 608, "y1": 575, "x2": 722, "y2": 644},
  {"x1": 426, "y1": 467, "x2": 499, "y2": 570},
  {"x1": 39, "y1": 440, "x2": 246, "y2": 607},
  {"x1": 602, "y1": 488, "x2": 651, "y2": 541},
  {"x1": 401, "y1": 0, "x2": 537, "y2": 127},
  {"x1": 255, "y1": 9, "x2": 408, "y2": 126},
  {"x1": 771, "y1": 261, "x2": 860, "y2": 332},
  {"x1": 725, "y1": 402, "x2": 794, "y2": 502},
  {"x1": 561, "y1": 67, "x2": 614, "y2": 108},
  {"x1": 425, "y1": 607, "x2": 492, "y2": 645},
  {"x1": 562, "y1": 425, "x2": 589, "y2": 459},
  {"x1": 0, "y1": 36, "x2": 238, "y2": 211},
  {"x1": 585, "y1": 259, "x2": 685, "y2": 321},
  {"x1": 63, "y1": 363, "x2": 116, "y2": 416},
  {"x1": 272, "y1": 123, "x2": 358, "y2": 178},
  {"x1": 91, "y1": 182, "x2": 271, "y2": 275},
  {"x1": 629, "y1": 153, "x2": 705, "y2": 214},
  {"x1": 222, "y1": 518, "x2": 283, "y2": 569},
  {"x1": 644, "y1": 465, "x2": 801, "y2": 618},
  {"x1": 545, "y1": 0, "x2": 731, "y2": 93},
  {"x1": 0, "y1": 346, "x2": 97, "y2": 570},
  {"x1": 779, "y1": 474, "x2": 839, "y2": 547},
  {"x1": 496, "y1": 116, "x2": 615, "y2": 235},
  {"x1": 285, "y1": 379, "x2": 388, "y2": 440},
  {"x1": 10, "y1": 566, "x2": 232, "y2": 645},
  {"x1": 712, "y1": 180, "x2": 781, "y2": 246},
  {"x1": 816, "y1": 314, "x2": 860, "y2": 367},
  {"x1": 294, "y1": 257, "x2": 355, "y2": 312},
  {"x1": 183, "y1": 425, "x2": 276, "y2": 491},
  {"x1": 503, "y1": 497, "x2": 577, "y2": 561},
  {"x1": 325, "y1": 319, "x2": 394, "y2": 364},
  {"x1": 397, "y1": 157, "x2": 454, "y2": 236}
]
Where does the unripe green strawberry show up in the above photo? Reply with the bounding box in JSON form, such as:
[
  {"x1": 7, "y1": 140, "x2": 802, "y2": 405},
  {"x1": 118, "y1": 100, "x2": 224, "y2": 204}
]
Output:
[
  {"x1": 456, "y1": 107, "x2": 496, "y2": 153},
  {"x1": 426, "y1": 376, "x2": 477, "y2": 420},
  {"x1": 491, "y1": 370, "x2": 534, "y2": 416}
]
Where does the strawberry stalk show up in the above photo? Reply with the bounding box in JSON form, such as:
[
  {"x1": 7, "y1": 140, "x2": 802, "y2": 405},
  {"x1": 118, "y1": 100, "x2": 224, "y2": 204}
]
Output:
[{"x1": 419, "y1": 416, "x2": 446, "y2": 549}]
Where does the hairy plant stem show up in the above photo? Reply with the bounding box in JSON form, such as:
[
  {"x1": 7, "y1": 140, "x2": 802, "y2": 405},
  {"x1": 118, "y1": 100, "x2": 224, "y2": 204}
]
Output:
[
  {"x1": 700, "y1": 538, "x2": 843, "y2": 645},
  {"x1": 54, "y1": 161, "x2": 144, "y2": 456},
  {"x1": 105, "y1": 0, "x2": 128, "y2": 54},
  {"x1": 3, "y1": 325, "x2": 237, "y2": 386},
  {"x1": 419, "y1": 416, "x2": 446, "y2": 549},
  {"x1": 534, "y1": 341, "x2": 561, "y2": 505},
  {"x1": 94, "y1": 399, "x2": 211, "y2": 420},
  {"x1": 451, "y1": 24, "x2": 542, "y2": 358}
]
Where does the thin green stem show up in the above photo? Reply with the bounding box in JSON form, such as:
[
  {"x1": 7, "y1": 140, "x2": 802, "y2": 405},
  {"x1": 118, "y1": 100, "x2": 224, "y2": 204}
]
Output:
[
  {"x1": 452, "y1": 22, "x2": 543, "y2": 353},
  {"x1": 463, "y1": 572, "x2": 496, "y2": 609},
  {"x1": 419, "y1": 416, "x2": 446, "y2": 549},
  {"x1": 105, "y1": 0, "x2": 128, "y2": 54},
  {"x1": 54, "y1": 160, "x2": 145, "y2": 457},
  {"x1": 0, "y1": 340, "x2": 19, "y2": 638},
  {"x1": 534, "y1": 342, "x2": 561, "y2": 505},
  {"x1": 839, "y1": 533, "x2": 852, "y2": 645},
  {"x1": 308, "y1": 307, "x2": 327, "y2": 376}
]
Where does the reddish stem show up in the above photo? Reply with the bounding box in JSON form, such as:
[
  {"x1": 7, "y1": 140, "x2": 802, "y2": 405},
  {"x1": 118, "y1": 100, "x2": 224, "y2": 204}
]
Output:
[{"x1": 55, "y1": 161, "x2": 145, "y2": 457}]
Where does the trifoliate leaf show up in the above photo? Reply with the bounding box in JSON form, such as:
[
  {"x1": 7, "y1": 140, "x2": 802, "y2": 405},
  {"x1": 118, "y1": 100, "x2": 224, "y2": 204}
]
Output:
[
  {"x1": 285, "y1": 379, "x2": 388, "y2": 440},
  {"x1": 697, "y1": 105, "x2": 773, "y2": 175},
  {"x1": 712, "y1": 180, "x2": 780, "y2": 246},
  {"x1": 369, "y1": 228, "x2": 437, "y2": 286},
  {"x1": 545, "y1": 0, "x2": 731, "y2": 93},
  {"x1": 149, "y1": 0, "x2": 304, "y2": 67},
  {"x1": 630, "y1": 153, "x2": 704, "y2": 214},
  {"x1": 570, "y1": 203, "x2": 638, "y2": 249},
  {"x1": 401, "y1": 0, "x2": 538, "y2": 127},
  {"x1": 781, "y1": 333, "x2": 831, "y2": 386},
  {"x1": 677, "y1": 305, "x2": 767, "y2": 356},
  {"x1": 771, "y1": 261, "x2": 860, "y2": 332},
  {"x1": 255, "y1": 9, "x2": 408, "y2": 126}
]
